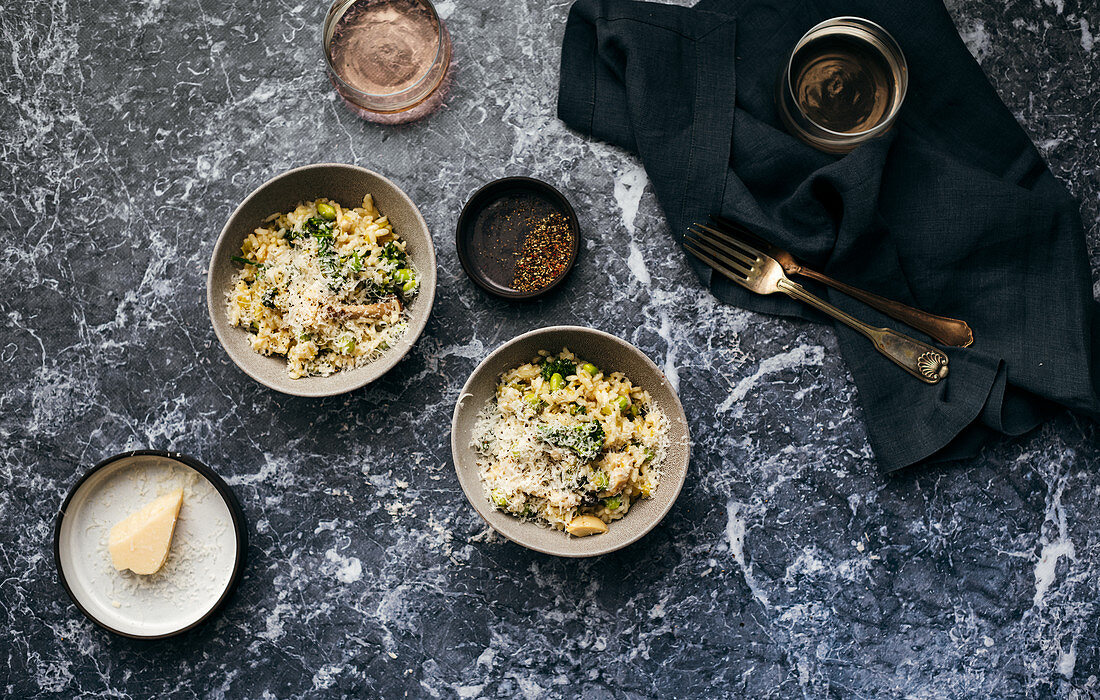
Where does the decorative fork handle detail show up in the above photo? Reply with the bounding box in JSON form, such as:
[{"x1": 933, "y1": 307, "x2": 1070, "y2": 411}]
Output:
[
  {"x1": 778, "y1": 279, "x2": 949, "y2": 383},
  {"x1": 795, "y1": 267, "x2": 974, "y2": 348}
]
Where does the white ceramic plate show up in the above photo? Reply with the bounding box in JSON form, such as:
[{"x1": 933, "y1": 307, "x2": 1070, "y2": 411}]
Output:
[{"x1": 54, "y1": 451, "x2": 246, "y2": 638}]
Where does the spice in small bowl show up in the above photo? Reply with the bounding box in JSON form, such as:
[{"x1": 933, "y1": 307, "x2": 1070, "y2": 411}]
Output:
[{"x1": 456, "y1": 177, "x2": 580, "y2": 300}]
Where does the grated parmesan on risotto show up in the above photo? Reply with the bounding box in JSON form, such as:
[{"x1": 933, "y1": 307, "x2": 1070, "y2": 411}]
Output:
[
  {"x1": 226, "y1": 195, "x2": 418, "y2": 378},
  {"x1": 472, "y1": 348, "x2": 669, "y2": 536}
]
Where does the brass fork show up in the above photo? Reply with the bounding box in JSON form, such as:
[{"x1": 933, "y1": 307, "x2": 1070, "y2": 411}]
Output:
[
  {"x1": 685, "y1": 223, "x2": 949, "y2": 384},
  {"x1": 710, "y1": 216, "x2": 973, "y2": 348}
]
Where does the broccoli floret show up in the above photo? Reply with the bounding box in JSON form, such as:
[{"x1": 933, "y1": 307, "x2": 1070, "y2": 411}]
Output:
[
  {"x1": 382, "y1": 241, "x2": 407, "y2": 265},
  {"x1": 304, "y1": 216, "x2": 334, "y2": 239},
  {"x1": 538, "y1": 421, "x2": 605, "y2": 462},
  {"x1": 540, "y1": 357, "x2": 577, "y2": 383}
]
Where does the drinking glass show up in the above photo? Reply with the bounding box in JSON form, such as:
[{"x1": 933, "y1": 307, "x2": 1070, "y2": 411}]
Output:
[{"x1": 323, "y1": 0, "x2": 453, "y2": 124}]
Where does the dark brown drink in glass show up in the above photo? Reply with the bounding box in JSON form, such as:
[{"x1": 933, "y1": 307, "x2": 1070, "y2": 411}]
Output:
[
  {"x1": 791, "y1": 35, "x2": 894, "y2": 134},
  {"x1": 777, "y1": 17, "x2": 908, "y2": 154}
]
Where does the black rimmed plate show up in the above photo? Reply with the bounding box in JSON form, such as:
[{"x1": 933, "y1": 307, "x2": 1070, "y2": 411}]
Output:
[
  {"x1": 455, "y1": 177, "x2": 580, "y2": 300},
  {"x1": 54, "y1": 451, "x2": 247, "y2": 639}
]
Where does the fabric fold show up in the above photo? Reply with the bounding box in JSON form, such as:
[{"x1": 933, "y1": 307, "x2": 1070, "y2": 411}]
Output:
[{"x1": 557, "y1": 0, "x2": 1100, "y2": 471}]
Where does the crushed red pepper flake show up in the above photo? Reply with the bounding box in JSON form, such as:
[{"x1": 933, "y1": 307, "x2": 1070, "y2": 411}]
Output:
[{"x1": 512, "y1": 211, "x2": 574, "y2": 292}]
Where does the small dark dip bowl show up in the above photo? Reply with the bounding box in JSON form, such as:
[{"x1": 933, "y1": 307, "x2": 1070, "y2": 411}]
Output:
[{"x1": 456, "y1": 177, "x2": 580, "y2": 300}]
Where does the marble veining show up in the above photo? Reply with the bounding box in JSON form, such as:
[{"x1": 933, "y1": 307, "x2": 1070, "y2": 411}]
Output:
[{"x1": 1, "y1": 0, "x2": 1097, "y2": 697}]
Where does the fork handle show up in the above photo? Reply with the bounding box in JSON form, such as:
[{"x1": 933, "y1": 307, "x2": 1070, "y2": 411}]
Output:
[
  {"x1": 797, "y1": 268, "x2": 974, "y2": 348},
  {"x1": 777, "y1": 279, "x2": 949, "y2": 384}
]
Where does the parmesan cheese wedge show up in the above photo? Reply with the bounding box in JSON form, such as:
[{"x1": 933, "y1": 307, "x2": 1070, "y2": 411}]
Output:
[{"x1": 108, "y1": 490, "x2": 184, "y2": 575}]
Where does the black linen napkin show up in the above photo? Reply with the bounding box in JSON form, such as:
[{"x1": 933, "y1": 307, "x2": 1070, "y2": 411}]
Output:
[{"x1": 557, "y1": 0, "x2": 1100, "y2": 471}]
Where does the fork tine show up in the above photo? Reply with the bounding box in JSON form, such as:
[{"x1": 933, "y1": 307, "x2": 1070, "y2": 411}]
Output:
[
  {"x1": 684, "y1": 240, "x2": 752, "y2": 287},
  {"x1": 688, "y1": 226, "x2": 759, "y2": 268},
  {"x1": 685, "y1": 229, "x2": 753, "y2": 275},
  {"x1": 695, "y1": 223, "x2": 769, "y2": 262}
]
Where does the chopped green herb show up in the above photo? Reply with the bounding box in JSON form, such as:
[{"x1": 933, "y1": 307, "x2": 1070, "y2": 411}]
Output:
[
  {"x1": 538, "y1": 421, "x2": 605, "y2": 462},
  {"x1": 382, "y1": 241, "x2": 407, "y2": 264},
  {"x1": 540, "y1": 357, "x2": 577, "y2": 383},
  {"x1": 231, "y1": 256, "x2": 259, "y2": 265},
  {"x1": 361, "y1": 281, "x2": 392, "y2": 299},
  {"x1": 346, "y1": 250, "x2": 364, "y2": 273},
  {"x1": 304, "y1": 216, "x2": 334, "y2": 238}
]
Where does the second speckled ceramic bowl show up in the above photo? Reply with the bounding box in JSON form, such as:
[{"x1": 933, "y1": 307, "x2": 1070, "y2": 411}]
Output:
[
  {"x1": 451, "y1": 326, "x2": 691, "y2": 557},
  {"x1": 207, "y1": 163, "x2": 437, "y2": 397}
]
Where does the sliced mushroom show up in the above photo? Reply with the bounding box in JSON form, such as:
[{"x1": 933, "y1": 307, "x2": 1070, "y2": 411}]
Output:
[
  {"x1": 565, "y1": 515, "x2": 608, "y2": 537},
  {"x1": 327, "y1": 296, "x2": 401, "y2": 320}
]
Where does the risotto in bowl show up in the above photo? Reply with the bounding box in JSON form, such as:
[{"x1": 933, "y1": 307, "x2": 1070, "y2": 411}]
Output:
[
  {"x1": 452, "y1": 326, "x2": 690, "y2": 557},
  {"x1": 207, "y1": 164, "x2": 436, "y2": 396}
]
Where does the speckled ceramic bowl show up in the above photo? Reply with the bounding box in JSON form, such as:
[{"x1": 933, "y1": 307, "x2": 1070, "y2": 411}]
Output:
[
  {"x1": 451, "y1": 326, "x2": 690, "y2": 557},
  {"x1": 207, "y1": 163, "x2": 437, "y2": 397}
]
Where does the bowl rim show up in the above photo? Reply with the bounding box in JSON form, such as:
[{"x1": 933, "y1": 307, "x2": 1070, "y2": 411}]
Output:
[
  {"x1": 206, "y1": 162, "x2": 438, "y2": 397},
  {"x1": 53, "y1": 450, "x2": 248, "y2": 640},
  {"x1": 455, "y1": 176, "x2": 580, "y2": 301},
  {"x1": 450, "y1": 325, "x2": 690, "y2": 557}
]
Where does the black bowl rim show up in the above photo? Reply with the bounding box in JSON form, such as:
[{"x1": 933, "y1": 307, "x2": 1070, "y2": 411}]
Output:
[
  {"x1": 53, "y1": 450, "x2": 248, "y2": 640},
  {"x1": 455, "y1": 176, "x2": 580, "y2": 300}
]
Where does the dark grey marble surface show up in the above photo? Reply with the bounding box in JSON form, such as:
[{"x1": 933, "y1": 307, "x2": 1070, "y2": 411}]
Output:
[{"x1": 2, "y1": 0, "x2": 1098, "y2": 697}]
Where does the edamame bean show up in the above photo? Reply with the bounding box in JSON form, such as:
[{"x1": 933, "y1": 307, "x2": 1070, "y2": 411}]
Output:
[
  {"x1": 401, "y1": 279, "x2": 417, "y2": 293},
  {"x1": 603, "y1": 496, "x2": 621, "y2": 510},
  {"x1": 615, "y1": 396, "x2": 631, "y2": 413},
  {"x1": 393, "y1": 268, "x2": 414, "y2": 283},
  {"x1": 581, "y1": 362, "x2": 599, "y2": 376},
  {"x1": 549, "y1": 372, "x2": 565, "y2": 391},
  {"x1": 316, "y1": 201, "x2": 337, "y2": 220}
]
